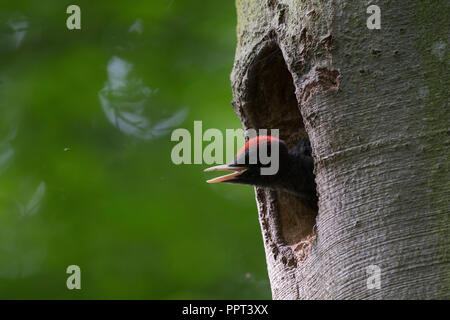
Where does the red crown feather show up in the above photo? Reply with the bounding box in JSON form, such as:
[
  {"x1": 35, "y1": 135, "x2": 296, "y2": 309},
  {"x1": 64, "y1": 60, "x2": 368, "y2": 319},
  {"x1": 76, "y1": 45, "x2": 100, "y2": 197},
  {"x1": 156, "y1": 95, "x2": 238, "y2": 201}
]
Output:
[{"x1": 235, "y1": 135, "x2": 280, "y2": 158}]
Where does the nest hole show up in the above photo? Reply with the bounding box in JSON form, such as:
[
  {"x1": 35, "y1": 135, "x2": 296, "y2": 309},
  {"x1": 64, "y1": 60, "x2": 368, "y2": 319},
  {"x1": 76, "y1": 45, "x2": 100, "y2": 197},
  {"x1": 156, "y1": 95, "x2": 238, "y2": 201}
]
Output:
[{"x1": 243, "y1": 43, "x2": 317, "y2": 247}]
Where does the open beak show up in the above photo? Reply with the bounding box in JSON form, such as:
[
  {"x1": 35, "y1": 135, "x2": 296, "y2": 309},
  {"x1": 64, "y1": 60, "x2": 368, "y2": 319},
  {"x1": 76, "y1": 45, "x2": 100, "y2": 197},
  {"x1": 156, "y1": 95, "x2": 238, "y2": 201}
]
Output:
[{"x1": 204, "y1": 164, "x2": 247, "y2": 183}]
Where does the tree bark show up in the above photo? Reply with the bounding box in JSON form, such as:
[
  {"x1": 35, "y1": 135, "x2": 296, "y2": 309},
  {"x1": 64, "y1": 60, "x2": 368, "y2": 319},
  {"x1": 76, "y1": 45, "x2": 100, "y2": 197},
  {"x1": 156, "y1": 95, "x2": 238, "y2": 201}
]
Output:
[{"x1": 231, "y1": 0, "x2": 449, "y2": 299}]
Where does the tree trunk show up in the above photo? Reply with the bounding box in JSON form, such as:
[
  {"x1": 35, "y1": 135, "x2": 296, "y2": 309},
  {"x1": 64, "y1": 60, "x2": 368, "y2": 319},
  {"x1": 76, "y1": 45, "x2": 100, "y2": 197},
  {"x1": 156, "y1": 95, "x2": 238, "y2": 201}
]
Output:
[{"x1": 231, "y1": 0, "x2": 449, "y2": 299}]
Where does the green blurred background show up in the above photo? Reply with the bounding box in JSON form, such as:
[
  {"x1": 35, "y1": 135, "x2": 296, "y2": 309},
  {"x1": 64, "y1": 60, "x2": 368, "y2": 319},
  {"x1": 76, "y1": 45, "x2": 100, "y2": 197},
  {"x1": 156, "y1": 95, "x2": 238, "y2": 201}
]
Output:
[{"x1": 0, "y1": 0, "x2": 270, "y2": 299}]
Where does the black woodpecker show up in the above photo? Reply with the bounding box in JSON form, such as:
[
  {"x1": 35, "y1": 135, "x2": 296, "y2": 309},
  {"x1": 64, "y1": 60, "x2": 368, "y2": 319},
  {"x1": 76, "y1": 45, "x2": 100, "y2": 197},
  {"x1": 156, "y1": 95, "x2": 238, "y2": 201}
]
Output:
[{"x1": 204, "y1": 136, "x2": 318, "y2": 212}]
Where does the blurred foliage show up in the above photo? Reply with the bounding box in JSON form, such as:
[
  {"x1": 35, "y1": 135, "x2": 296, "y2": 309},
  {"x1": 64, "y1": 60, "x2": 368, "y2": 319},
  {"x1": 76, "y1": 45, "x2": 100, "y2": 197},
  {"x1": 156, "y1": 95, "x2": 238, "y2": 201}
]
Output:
[{"x1": 0, "y1": 0, "x2": 270, "y2": 299}]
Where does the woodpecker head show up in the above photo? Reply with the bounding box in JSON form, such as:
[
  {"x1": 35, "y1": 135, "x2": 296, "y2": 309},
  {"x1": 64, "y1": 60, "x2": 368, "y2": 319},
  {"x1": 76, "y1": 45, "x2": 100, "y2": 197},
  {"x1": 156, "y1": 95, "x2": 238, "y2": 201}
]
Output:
[
  {"x1": 204, "y1": 136, "x2": 318, "y2": 212},
  {"x1": 204, "y1": 136, "x2": 290, "y2": 189}
]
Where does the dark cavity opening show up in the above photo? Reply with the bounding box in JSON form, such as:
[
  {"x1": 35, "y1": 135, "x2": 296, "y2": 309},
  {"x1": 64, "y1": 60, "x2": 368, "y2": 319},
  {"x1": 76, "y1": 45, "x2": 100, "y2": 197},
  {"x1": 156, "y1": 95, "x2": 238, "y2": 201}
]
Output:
[{"x1": 243, "y1": 43, "x2": 317, "y2": 250}]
